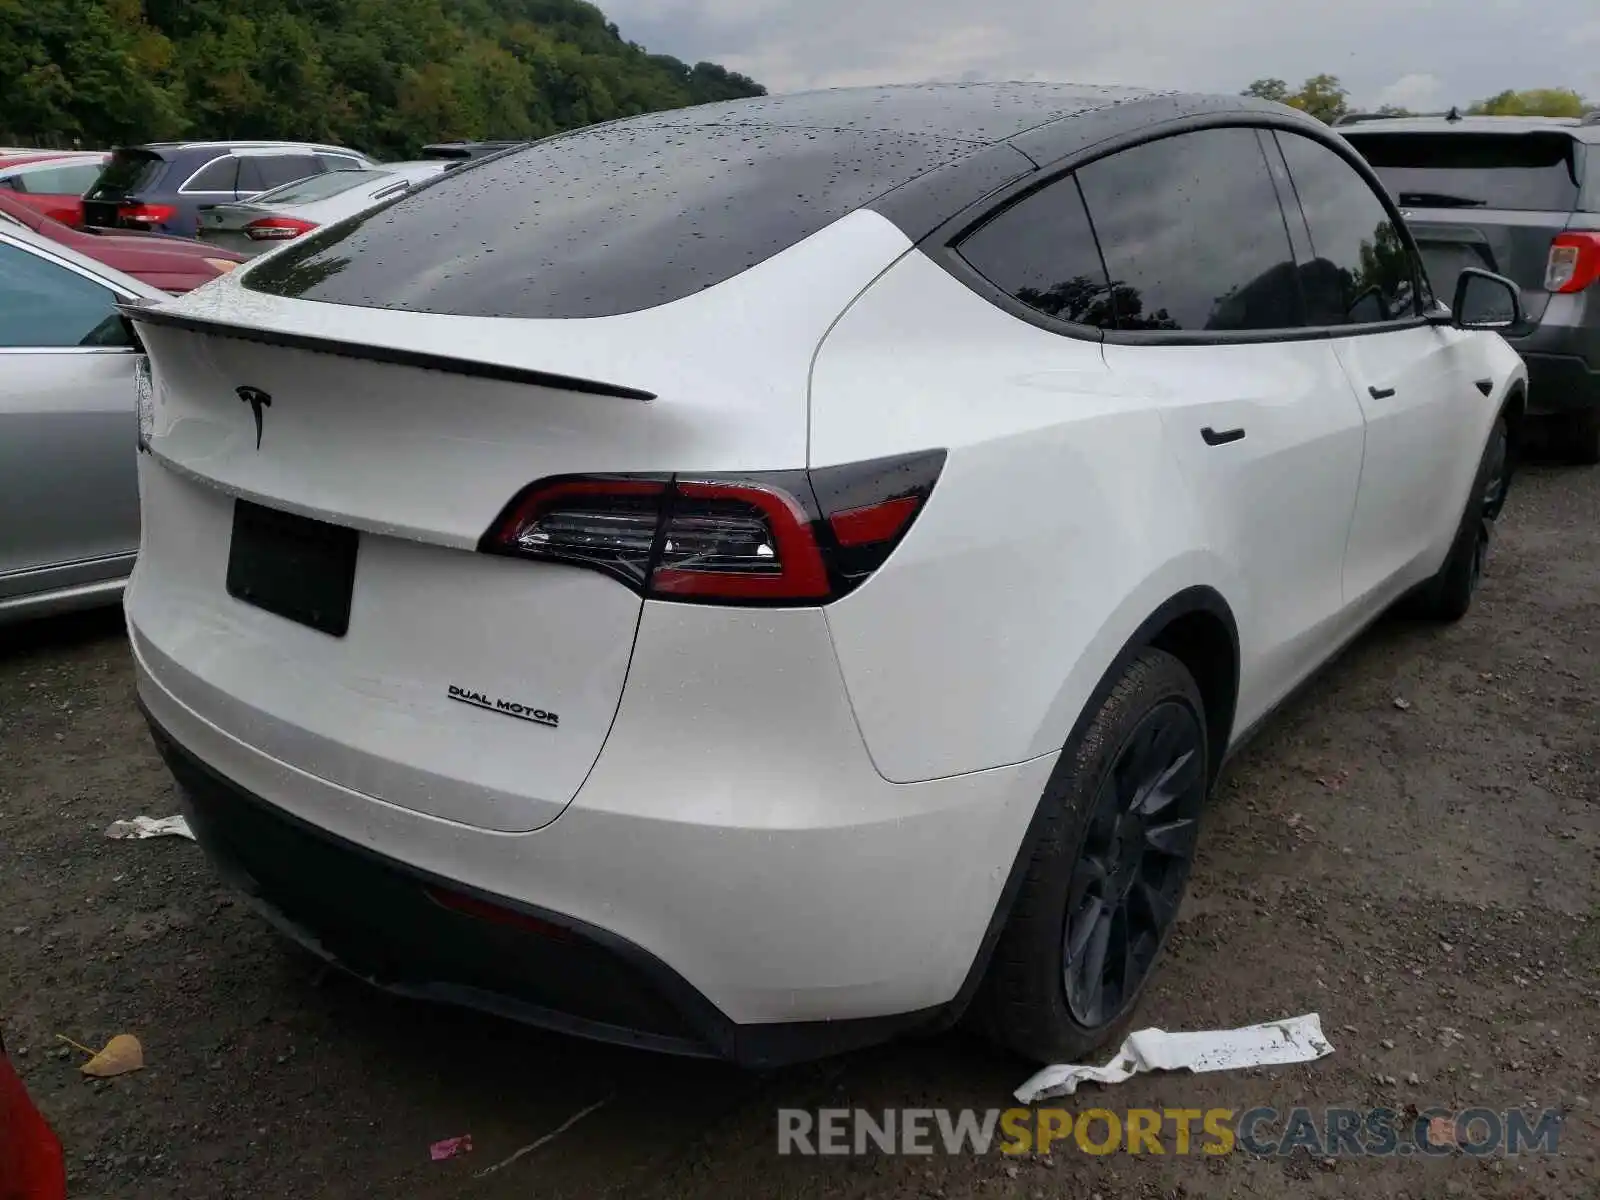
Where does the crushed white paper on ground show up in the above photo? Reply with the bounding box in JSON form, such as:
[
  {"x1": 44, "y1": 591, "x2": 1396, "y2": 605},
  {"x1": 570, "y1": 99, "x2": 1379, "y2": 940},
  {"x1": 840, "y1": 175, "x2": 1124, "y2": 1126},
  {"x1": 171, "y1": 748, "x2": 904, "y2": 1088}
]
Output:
[
  {"x1": 1014, "y1": 1013, "x2": 1334, "y2": 1105},
  {"x1": 105, "y1": 815, "x2": 195, "y2": 842}
]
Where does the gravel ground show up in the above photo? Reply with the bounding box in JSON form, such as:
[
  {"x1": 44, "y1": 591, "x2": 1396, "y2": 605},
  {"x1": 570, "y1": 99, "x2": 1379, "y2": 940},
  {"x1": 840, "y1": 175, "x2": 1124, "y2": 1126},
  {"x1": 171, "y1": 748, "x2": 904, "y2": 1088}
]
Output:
[{"x1": 1, "y1": 463, "x2": 1596, "y2": 1200}]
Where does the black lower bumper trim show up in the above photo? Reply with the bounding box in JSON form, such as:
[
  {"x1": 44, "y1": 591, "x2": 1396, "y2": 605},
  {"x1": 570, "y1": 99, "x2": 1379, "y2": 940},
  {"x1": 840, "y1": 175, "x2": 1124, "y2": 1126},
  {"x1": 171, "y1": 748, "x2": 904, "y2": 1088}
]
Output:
[
  {"x1": 1518, "y1": 352, "x2": 1600, "y2": 415},
  {"x1": 140, "y1": 704, "x2": 943, "y2": 1066}
]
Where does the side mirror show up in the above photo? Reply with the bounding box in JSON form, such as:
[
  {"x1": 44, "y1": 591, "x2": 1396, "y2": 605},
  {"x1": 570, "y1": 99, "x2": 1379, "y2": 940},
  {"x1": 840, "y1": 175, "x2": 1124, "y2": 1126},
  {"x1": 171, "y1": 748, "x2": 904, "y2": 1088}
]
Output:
[{"x1": 1450, "y1": 268, "x2": 1522, "y2": 331}]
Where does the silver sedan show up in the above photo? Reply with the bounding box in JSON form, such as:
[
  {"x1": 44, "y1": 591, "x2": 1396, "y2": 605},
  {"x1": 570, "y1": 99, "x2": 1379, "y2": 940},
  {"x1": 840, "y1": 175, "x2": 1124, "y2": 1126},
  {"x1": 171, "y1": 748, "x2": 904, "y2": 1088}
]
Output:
[{"x1": 0, "y1": 224, "x2": 166, "y2": 622}]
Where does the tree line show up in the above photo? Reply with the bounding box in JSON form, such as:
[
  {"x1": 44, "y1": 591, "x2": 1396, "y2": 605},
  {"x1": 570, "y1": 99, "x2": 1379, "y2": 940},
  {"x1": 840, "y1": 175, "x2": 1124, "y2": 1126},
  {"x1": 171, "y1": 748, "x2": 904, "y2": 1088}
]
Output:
[
  {"x1": 1243, "y1": 76, "x2": 1594, "y2": 124},
  {"x1": 0, "y1": 0, "x2": 764, "y2": 158}
]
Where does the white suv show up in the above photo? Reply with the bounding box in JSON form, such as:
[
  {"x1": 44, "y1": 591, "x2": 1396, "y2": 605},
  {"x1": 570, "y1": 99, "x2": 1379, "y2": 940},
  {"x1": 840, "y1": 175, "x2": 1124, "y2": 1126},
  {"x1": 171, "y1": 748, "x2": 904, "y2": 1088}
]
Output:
[{"x1": 124, "y1": 83, "x2": 1526, "y2": 1066}]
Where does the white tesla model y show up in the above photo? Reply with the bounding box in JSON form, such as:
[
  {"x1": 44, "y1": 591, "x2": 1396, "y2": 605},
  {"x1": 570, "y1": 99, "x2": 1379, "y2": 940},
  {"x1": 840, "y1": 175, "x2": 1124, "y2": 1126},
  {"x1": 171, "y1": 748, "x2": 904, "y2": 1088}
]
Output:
[{"x1": 124, "y1": 84, "x2": 1526, "y2": 1066}]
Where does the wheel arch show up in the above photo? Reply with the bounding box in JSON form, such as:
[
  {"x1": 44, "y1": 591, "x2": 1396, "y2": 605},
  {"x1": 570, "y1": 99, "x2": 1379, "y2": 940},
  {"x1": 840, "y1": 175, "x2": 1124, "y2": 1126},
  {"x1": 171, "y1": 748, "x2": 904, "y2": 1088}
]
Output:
[{"x1": 937, "y1": 583, "x2": 1240, "y2": 1028}]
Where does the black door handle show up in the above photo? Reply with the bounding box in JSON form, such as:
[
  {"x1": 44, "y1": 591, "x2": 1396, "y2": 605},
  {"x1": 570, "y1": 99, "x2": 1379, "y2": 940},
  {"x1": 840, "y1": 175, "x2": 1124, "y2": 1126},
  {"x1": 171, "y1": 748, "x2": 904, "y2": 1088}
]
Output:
[
  {"x1": 1369, "y1": 385, "x2": 1397, "y2": 400},
  {"x1": 1201, "y1": 426, "x2": 1246, "y2": 446}
]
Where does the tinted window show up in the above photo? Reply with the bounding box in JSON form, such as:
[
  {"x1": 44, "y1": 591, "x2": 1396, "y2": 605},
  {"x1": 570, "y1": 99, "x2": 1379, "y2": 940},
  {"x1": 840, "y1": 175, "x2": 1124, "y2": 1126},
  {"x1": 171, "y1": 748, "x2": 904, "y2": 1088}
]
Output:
[
  {"x1": 1346, "y1": 131, "x2": 1580, "y2": 213},
  {"x1": 1076, "y1": 127, "x2": 1303, "y2": 332},
  {"x1": 318, "y1": 154, "x2": 364, "y2": 171},
  {"x1": 241, "y1": 155, "x2": 324, "y2": 193},
  {"x1": 184, "y1": 156, "x2": 240, "y2": 193},
  {"x1": 243, "y1": 124, "x2": 981, "y2": 318},
  {"x1": 1277, "y1": 131, "x2": 1417, "y2": 326},
  {"x1": 11, "y1": 162, "x2": 104, "y2": 196},
  {"x1": 0, "y1": 241, "x2": 124, "y2": 348},
  {"x1": 958, "y1": 176, "x2": 1114, "y2": 328},
  {"x1": 87, "y1": 149, "x2": 166, "y2": 199}
]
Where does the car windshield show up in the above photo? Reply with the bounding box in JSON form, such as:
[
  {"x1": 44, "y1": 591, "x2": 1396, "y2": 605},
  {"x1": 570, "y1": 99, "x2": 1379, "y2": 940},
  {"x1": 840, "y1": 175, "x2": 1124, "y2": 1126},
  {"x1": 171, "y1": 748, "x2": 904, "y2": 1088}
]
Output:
[
  {"x1": 86, "y1": 149, "x2": 166, "y2": 199},
  {"x1": 250, "y1": 169, "x2": 391, "y2": 207},
  {"x1": 1348, "y1": 131, "x2": 1581, "y2": 212}
]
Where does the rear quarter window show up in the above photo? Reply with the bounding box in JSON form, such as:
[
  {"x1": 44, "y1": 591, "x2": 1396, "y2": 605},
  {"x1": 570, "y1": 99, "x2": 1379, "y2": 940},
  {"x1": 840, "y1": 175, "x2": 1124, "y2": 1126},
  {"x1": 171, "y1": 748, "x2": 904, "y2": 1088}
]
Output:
[
  {"x1": 11, "y1": 162, "x2": 105, "y2": 195},
  {"x1": 243, "y1": 124, "x2": 980, "y2": 319},
  {"x1": 1347, "y1": 131, "x2": 1582, "y2": 212}
]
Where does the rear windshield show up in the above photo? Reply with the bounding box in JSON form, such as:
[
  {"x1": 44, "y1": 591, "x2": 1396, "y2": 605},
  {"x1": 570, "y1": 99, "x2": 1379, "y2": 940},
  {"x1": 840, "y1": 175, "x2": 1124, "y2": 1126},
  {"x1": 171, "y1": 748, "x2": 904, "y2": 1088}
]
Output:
[
  {"x1": 1347, "y1": 131, "x2": 1581, "y2": 212},
  {"x1": 12, "y1": 161, "x2": 104, "y2": 196},
  {"x1": 87, "y1": 149, "x2": 167, "y2": 199},
  {"x1": 242, "y1": 123, "x2": 975, "y2": 318},
  {"x1": 251, "y1": 169, "x2": 389, "y2": 207}
]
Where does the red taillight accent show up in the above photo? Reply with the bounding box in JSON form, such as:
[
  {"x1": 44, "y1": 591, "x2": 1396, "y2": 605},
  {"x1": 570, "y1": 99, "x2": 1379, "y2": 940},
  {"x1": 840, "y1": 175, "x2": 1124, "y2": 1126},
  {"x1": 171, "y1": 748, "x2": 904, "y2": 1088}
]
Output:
[
  {"x1": 651, "y1": 480, "x2": 831, "y2": 600},
  {"x1": 1546, "y1": 232, "x2": 1600, "y2": 294},
  {"x1": 828, "y1": 494, "x2": 922, "y2": 548},
  {"x1": 482, "y1": 452, "x2": 946, "y2": 605},
  {"x1": 424, "y1": 887, "x2": 576, "y2": 942},
  {"x1": 119, "y1": 203, "x2": 175, "y2": 226},
  {"x1": 244, "y1": 216, "x2": 318, "y2": 241}
]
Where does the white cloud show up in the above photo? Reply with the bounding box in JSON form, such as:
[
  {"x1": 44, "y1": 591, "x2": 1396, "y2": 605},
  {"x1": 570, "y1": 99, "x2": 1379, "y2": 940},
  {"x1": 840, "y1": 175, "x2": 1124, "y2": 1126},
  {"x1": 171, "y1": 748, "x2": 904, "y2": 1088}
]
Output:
[
  {"x1": 1372, "y1": 73, "x2": 1445, "y2": 112},
  {"x1": 605, "y1": 0, "x2": 1600, "y2": 110}
]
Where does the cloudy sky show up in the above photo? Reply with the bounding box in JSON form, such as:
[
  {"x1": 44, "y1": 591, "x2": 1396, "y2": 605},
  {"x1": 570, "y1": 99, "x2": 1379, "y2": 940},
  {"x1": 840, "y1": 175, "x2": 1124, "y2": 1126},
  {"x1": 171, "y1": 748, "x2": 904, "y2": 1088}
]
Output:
[{"x1": 605, "y1": 0, "x2": 1600, "y2": 113}]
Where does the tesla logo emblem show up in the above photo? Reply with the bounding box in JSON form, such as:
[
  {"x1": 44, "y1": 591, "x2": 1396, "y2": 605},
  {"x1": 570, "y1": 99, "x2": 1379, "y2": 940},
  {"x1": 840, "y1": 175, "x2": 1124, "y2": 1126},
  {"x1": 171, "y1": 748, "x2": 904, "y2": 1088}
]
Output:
[{"x1": 236, "y1": 386, "x2": 271, "y2": 449}]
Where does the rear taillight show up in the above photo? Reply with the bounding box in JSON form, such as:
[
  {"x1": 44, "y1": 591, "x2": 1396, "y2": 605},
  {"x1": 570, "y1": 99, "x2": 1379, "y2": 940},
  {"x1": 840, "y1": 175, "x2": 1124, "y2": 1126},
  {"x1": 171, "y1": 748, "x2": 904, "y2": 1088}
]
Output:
[
  {"x1": 119, "y1": 203, "x2": 175, "y2": 226},
  {"x1": 481, "y1": 452, "x2": 945, "y2": 605},
  {"x1": 244, "y1": 216, "x2": 317, "y2": 241},
  {"x1": 1545, "y1": 232, "x2": 1600, "y2": 294}
]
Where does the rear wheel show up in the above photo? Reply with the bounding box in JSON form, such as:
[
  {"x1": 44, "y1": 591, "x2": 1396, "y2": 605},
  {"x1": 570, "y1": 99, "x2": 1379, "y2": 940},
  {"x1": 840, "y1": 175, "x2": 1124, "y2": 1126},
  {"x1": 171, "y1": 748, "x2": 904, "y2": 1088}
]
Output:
[
  {"x1": 1552, "y1": 409, "x2": 1600, "y2": 466},
  {"x1": 1408, "y1": 416, "x2": 1508, "y2": 623},
  {"x1": 971, "y1": 648, "x2": 1207, "y2": 1064}
]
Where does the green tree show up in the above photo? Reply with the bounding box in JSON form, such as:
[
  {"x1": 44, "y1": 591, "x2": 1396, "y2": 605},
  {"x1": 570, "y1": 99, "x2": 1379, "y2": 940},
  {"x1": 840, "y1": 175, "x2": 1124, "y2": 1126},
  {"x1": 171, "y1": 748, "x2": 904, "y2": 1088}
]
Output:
[
  {"x1": 1468, "y1": 88, "x2": 1590, "y2": 117},
  {"x1": 1242, "y1": 74, "x2": 1350, "y2": 124}
]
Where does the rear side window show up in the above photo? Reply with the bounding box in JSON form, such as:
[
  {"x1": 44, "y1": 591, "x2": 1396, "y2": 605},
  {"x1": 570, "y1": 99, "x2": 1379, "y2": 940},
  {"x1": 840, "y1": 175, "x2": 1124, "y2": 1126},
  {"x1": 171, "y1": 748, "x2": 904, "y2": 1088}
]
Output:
[
  {"x1": 957, "y1": 176, "x2": 1116, "y2": 328},
  {"x1": 318, "y1": 154, "x2": 364, "y2": 171},
  {"x1": 1076, "y1": 127, "x2": 1303, "y2": 332},
  {"x1": 11, "y1": 162, "x2": 104, "y2": 196},
  {"x1": 1347, "y1": 131, "x2": 1581, "y2": 213},
  {"x1": 87, "y1": 150, "x2": 166, "y2": 199},
  {"x1": 240, "y1": 155, "x2": 324, "y2": 193},
  {"x1": 183, "y1": 156, "x2": 241, "y2": 193},
  {"x1": 0, "y1": 241, "x2": 124, "y2": 348},
  {"x1": 1276, "y1": 131, "x2": 1418, "y2": 326},
  {"x1": 243, "y1": 124, "x2": 981, "y2": 318}
]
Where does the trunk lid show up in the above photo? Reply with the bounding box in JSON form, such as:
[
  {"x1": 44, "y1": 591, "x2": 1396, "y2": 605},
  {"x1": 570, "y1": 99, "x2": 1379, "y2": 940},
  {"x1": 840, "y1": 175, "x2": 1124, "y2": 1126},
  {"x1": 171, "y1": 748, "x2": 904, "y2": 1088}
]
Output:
[
  {"x1": 1348, "y1": 128, "x2": 1582, "y2": 322},
  {"x1": 125, "y1": 209, "x2": 912, "y2": 833},
  {"x1": 83, "y1": 148, "x2": 168, "y2": 230}
]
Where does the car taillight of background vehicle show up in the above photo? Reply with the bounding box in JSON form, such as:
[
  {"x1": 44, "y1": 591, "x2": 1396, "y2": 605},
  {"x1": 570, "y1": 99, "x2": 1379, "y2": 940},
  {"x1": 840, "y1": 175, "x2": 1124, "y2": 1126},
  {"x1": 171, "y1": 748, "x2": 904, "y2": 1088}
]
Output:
[
  {"x1": 480, "y1": 451, "x2": 947, "y2": 605},
  {"x1": 119, "y1": 203, "x2": 176, "y2": 227},
  {"x1": 203, "y1": 258, "x2": 239, "y2": 275},
  {"x1": 1545, "y1": 232, "x2": 1600, "y2": 294},
  {"x1": 244, "y1": 216, "x2": 317, "y2": 242}
]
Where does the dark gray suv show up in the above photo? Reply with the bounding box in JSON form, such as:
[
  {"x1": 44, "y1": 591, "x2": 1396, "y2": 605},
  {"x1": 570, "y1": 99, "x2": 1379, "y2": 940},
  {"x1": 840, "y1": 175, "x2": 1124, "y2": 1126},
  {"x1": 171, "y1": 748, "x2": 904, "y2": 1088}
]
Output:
[{"x1": 1343, "y1": 113, "x2": 1600, "y2": 463}]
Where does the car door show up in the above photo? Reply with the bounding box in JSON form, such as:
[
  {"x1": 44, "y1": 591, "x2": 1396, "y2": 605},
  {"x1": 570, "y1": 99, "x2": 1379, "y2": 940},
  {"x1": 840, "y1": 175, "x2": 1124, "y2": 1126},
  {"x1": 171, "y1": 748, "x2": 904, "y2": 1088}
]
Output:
[
  {"x1": 1081, "y1": 127, "x2": 1370, "y2": 731},
  {"x1": 0, "y1": 235, "x2": 141, "y2": 601},
  {"x1": 1273, "y1": 130, "x2": 1482, "y2": 607}
]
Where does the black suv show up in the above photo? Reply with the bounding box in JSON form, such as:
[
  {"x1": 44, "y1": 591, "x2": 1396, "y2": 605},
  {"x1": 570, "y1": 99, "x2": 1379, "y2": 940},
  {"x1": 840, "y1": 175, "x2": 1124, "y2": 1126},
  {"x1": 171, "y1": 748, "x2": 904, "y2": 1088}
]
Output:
[
  {"x1": 1342, "y1": 112, "x2": 1600, "y2": 463},
  {"x1": 82, "y1": 141, "x2": 375, "y2": 240}
]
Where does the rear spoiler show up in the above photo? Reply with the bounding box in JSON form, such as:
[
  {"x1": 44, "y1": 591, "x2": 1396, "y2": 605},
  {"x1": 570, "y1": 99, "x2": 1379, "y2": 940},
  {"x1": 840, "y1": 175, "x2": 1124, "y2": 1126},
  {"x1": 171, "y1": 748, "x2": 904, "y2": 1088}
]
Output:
[{"x1": 116, "y1": 301, "x2": 656, "y2": 401}]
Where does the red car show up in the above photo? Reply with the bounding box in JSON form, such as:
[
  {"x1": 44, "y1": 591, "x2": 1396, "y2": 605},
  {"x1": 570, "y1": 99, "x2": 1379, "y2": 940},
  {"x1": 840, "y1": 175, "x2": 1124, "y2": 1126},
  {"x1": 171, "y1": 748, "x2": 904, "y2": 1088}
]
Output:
[
  {"x1": 0, "y1": 1031, "x2": 65, "y2": 1200},
  {"x1": 0, "y1": 189, "x2": 242, "y2": 293},
  {"x1": 0, "y1": 151, "x2": 109, "y2": 227}
]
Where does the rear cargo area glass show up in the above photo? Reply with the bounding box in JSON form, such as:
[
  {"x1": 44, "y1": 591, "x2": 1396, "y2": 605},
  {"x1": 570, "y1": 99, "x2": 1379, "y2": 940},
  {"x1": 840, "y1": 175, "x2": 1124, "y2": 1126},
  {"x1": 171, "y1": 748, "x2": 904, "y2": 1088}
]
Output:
[
  {"x1": 241, "y1": 123, "x2": 975, "y2": 318},
  {"x1": 86, "y1": 150, "x2": 166, "y2": 198},
  {"x1": 1350, "y1": 132, "x2": 1580, "y2": 212}
]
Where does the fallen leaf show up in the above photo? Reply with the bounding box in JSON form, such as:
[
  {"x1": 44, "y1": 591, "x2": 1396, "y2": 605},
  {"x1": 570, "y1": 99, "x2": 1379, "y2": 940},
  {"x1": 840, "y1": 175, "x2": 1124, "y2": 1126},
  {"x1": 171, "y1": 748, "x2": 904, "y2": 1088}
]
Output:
[{"x1": 81, "y1": 1035, "x2": 144, "y2": 1078}]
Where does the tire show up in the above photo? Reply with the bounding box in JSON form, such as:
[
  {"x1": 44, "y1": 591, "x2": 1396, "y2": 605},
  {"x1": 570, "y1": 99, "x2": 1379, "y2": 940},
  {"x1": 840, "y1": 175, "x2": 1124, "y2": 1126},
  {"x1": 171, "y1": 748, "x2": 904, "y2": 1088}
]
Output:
[
  {"x1": 1552, "y1": 409, "x2": 1600, "y2": 467},
  {"x1": 1408, "y1": 415, "x2": 1509, "y2": 623},
  {"x1": 970, "y1": 647, "x2": 1209, "y2": 1064}
]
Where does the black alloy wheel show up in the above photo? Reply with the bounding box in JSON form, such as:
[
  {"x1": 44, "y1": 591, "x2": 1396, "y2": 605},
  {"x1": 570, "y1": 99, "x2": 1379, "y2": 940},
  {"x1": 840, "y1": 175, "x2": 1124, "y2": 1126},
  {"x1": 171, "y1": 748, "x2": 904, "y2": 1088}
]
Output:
[{"x1": 1060, "y1": 699, "x2": 1205, "y2": 1027}]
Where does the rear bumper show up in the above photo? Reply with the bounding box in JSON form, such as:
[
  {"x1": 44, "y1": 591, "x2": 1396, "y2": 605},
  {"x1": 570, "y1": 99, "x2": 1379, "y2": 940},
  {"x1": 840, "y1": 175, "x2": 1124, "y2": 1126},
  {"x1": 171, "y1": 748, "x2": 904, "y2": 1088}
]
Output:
[
  {"x1": 131, "y1": 612, "x2": 1053, "y2": 1064},
  {"x1": 1505, "y1": 319, "x2": 1600, "y2": 415}
]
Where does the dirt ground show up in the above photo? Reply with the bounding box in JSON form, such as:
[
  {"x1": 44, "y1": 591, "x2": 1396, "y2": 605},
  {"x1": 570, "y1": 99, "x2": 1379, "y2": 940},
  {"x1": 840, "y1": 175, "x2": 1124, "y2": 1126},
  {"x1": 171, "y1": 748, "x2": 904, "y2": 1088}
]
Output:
[{"x1": 2, "y1": 462, "x2": 1597, "y2": 1200}]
